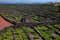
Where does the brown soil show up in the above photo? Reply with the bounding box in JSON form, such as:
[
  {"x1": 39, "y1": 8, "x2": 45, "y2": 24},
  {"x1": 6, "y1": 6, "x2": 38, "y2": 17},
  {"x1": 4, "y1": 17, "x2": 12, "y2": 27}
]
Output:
[{"x1": 0, "y1": 16, "x2": 13, "y2": 30}]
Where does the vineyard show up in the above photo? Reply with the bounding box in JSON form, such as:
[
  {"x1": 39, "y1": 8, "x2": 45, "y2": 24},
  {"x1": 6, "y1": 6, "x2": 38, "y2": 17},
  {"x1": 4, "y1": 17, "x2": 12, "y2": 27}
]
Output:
[{"x1": 0, "y1": 4, "x2": 60, "y2": 40}]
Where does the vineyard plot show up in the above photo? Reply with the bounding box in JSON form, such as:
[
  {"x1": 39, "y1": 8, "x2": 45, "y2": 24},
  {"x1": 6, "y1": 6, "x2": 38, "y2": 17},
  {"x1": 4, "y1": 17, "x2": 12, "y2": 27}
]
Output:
[{"x1": 0, "y1": 4, "x2": 60, "y2": 40}]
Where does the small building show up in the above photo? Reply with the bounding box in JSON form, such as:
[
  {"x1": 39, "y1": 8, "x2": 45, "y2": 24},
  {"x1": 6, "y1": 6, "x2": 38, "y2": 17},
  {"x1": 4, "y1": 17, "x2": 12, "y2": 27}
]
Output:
[
  {"x1": 0, "y1": 14, "x2": 13, "y2": 30},
  {"x1": 54, "y1": 3, "x2": 60, "y2": 12}
]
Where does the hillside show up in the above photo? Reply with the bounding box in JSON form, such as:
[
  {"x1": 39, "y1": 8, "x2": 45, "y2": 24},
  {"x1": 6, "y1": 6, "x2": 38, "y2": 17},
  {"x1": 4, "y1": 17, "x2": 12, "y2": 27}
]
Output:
[{"x1": 0, "y1": 4, "x2": 60, "y2": 40}]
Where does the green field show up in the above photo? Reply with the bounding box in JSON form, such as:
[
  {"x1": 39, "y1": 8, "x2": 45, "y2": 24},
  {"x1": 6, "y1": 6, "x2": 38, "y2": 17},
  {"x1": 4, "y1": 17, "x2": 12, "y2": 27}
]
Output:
[{"x1": 0, "y1": 3, "x2": 60, "y2": 40}]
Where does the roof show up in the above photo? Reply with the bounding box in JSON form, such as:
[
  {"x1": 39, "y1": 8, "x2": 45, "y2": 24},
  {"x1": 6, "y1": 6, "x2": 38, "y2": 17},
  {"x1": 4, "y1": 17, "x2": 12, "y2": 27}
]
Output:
[{"x1": 54, "y1": 4, "x2": 60, "y2": 6}]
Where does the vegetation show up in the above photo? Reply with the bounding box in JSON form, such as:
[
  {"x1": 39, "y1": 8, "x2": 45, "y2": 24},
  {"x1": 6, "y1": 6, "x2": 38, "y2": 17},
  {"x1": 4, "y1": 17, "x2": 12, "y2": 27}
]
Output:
[{"x1": 0, "y1": 3, "x2": 60, "y2": 40}]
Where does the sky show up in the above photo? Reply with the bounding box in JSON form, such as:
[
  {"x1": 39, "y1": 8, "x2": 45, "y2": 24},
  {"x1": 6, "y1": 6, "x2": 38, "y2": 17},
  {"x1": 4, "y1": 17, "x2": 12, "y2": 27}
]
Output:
[{"x1": 0, "y1": 0, "x2": 60, "y2": 4}]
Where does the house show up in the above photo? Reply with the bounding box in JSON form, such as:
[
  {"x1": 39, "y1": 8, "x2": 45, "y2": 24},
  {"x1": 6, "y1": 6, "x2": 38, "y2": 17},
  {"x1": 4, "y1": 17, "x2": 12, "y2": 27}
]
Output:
[
  {"x1": 54, "y1": 3, "x2": 60, "y2": 12},
  {"x1": 0, "y1": 14, "x2": 13, "y2": 30}
]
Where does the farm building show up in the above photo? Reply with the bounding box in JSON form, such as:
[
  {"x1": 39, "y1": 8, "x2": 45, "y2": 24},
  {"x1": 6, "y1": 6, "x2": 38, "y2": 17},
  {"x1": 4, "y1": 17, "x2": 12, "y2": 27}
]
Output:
[{"x1": 54, "y1": 3, "x2": 60, "y2": 12}]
